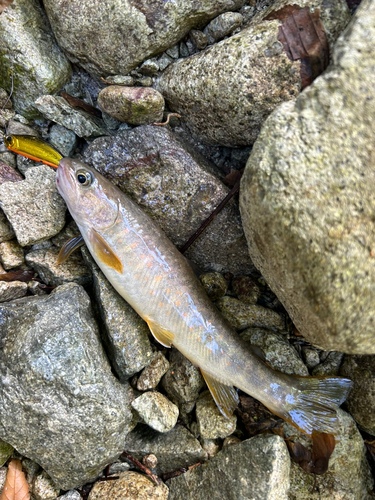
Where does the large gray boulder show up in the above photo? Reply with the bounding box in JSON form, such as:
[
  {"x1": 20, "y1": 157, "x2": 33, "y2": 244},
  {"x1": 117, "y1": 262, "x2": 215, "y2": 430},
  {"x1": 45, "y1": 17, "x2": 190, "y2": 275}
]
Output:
[{"x1": 240, "y1": 0, "x2": 375, "y2": 353}]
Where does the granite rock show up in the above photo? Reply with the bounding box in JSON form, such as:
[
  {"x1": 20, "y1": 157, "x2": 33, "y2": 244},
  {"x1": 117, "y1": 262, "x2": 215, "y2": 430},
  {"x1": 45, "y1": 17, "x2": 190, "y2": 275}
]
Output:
[
  {"x1": 196, "y1": 391, "x2": 237, "y2": 440},
  {"x1": 132, "y1": 392, "x2": 179, "y2": 433}
]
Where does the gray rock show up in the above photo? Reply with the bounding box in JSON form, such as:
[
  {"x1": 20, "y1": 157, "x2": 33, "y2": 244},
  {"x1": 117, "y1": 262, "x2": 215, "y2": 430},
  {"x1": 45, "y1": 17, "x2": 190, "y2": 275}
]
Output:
[
  {"x1": 5, "y1": 120, "x2": 38, "y2": 137},
  {"x1": 157, "y1": 53, "x2": 174, "y2": 72},
  {"x1": 161, "y1": 349, "x2": 205, "y2": 415},
  {"x1": 103, "y1": 75, "x2": 134, "y2": 86},
  {"x1": 49, "y1": 124, "x2": 77, "y2": 157},
  {"x1": 189, "y1": 30, "x2": 208, "y2": 50},
  {"x1": 32, "y1": 471, "x2": 60, "y2": 500},
  {"x1": 34, "y1": 95, "x2": 107, "y2": 138},
  {"x1": 84, "y1": 126, "x2": 253, "y2": 274},
  {"x1": 215, "y1": 296, "x2": 285, "y2": 330},
  {"x1": 131, "y1": 392, "x2": 179, "y2": 433},
  {"x1": 0, "y1": 160, "x2": 22, "y2": 186},
  {"x1": 0, "y1": 211, "x2": 14, "y2": 244},
  {"x1": 240, "y1": 328, "x2": 308, "y2": 375},
  {"x1": 87, "y1": 471, "x2": 168, "y2": 500},
  {"x1": 311, "y1": 351, "x2": 344, "y2": 376},
  {"x1": 107, "y1": 462, "x2": 130, "y2": 475},
  {"x1": 123, "y1": 424, "x2": 208, "y2": 475},
  {"x1": 139, "y1": 59, "x2": 159, "y2": 76},
  {"x1": 156, "y1": 0, "x2": 350, "y2": 146},
  {"x1": 0, "y1": 283, "x2": 134, "y2": 489},
  {"x1": 196, "y1": 391, "x2": 237, "y2": 439},
  {"x1": 284, "y1": 409, "x2": 374, "y2": 499},
  {"x1": 0, "y1": 166, "x2": 66, "y2": 246},
  {"x1": 240, "y1": 0, "x2": 373, "y2": 353},
  {"x1": 43, "y1": 0, "x2": 246, "y2": 77},
  {"x1": 199, "y1": 272, "x2": 228, "y2": 300},
  {"x1": 203, "y1": 12, "x2": 243, "y2": 43},
  {"x1": 136, "y1": 352, "x2": 170, "y2": 391},
  {"x1": 0, "y1": 440, "x2": 13, "y2": 468},
  {"x1": 16, "y1": 156, "x2": 39, "y2": 176},
  {"x1": 134, "y1": 76, "x2": 153, "y2": 87},
  {"x1": 0, "y1": 240, "x2": 24, "y2": 269},
  {"x1": 0, "y1": 0, "x2": 71, "y2": 119},
  {"x1": 200, "y1": 438, "x2": 220, "y2": 458},
  {"x1": 0, "y1": 281, "x2": 28, "y2": 302},
  {"x1": 25, "y1": 247, "x2": 91, "y2": 287},
  {"x1": 82, "y1": 248, "x2": 153, "y2": 380},
  {"x1": 179, "y1": 41, "x2": 190, "y2": 58},
  {"x1": 97, "y1": 86, "x2": 164, "y2": 125},
  {"x1": 56, "y1": 491, "x2": 82, "y2": 500},
  {"x1": 167, "y1": 434, "x2": 290, "y2": 500},
  {"x1": 340, "y1": 355, "x2": 375, "y2": 435},
  {"x1": 27, "y1": 280, "x2": 47, "y2": 296},
  {"x1": 166, "y1": 44, "x2": 180, "y2": 59},
  {"x1": 51, "y1": 220, "x2": 80, "y2": 248},
  {"x1": 301, "y1": 346, "x2": 320, "y2": 370},
  {"x1": 231, "y1": 275, "x2": 261, "y2": 305}
]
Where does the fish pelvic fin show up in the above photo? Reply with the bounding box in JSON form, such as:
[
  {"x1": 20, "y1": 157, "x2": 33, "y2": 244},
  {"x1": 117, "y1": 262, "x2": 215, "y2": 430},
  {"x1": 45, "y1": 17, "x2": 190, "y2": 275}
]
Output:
[
  {"x1": 146, "y1": 320, "x2": 174, "y2": 348},
  {"x1": 281, "y1": 376, "x2": 352, "y2": 436},
  {"x1": 201, "y1": 369, "x2": 239, "y2": 418},
  {"x1": 88, "y1": 228, "x2": 123, "y2": 274},
  {"x1": 57, "y1": 234, "x2": 84, "y2": 265}
]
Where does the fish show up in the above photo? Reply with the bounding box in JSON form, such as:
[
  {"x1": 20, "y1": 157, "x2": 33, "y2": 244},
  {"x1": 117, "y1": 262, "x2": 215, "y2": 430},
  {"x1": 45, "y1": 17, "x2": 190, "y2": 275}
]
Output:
[
  {"x1": 3, "y1": 135, "x2": 62, "y2": 168},
  {"x1": 56, "y1": 157, "x2": 352, "y2": 436}
]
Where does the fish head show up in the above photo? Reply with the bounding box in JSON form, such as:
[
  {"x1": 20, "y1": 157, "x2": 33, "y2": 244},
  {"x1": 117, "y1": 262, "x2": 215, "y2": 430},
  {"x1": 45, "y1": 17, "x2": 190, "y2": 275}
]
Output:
[{"x1": 56, "y1": 158, "x2": 120, "y2": 230}]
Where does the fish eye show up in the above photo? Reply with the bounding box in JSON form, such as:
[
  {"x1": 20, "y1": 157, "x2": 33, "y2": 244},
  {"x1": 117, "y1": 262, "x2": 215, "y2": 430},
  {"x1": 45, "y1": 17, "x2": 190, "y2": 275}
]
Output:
[
  {"x1": 5, "y1": 136, "x2": 12, "y2": 143},
  {"x1": 76, "y1": 170, "x2": 92, "y2": 186}
]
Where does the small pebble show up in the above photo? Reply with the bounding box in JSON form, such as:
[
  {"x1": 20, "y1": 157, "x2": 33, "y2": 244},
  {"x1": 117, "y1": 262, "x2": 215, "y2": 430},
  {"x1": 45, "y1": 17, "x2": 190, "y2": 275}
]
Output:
[
  {"x1": 131, "y1": 391, "x2": 179, "y2": 433},
  {"x1": 32, "y1": 470, "x2": 60, "y2": 500},
  {"x1": 157, "y1": 53, "x2": 173, "y2": 71},
  {"x1": 49, "y1": 124, "x2": 77, "y2": 157},
  {"x1": 232, "y1": 275, "x2": 261, "y2": 305},
  {"x1": 166, "y1": 44, "x2": 179, "y2": 59},
  {"x1": 196, "y1": 391, "x2": 237, "y2": 440},
  {"x1": 56, "y1": 490, "x2": 82, "y2": 500},
  {"x1": 106, "y1": 462, "x2": 130, "y2": 475},
  {"x1": 104, "y1": 75, "x2": 134, "y2": 86},
  {"x1": 139, "y1": 59, "x2": 159, "y2": 76},
  {"x1": 312, "y1": 351, "x2": 344, "y2": 376},
  {"x1": 200, "y1": 438, "x2": 220, "y2": 458},
  {"x1": 133, "y1": 76, "x2": 153, "y2": 87},
  {"x1": 0, "y1": 240, "x2": 24, "y2": 269},
  {"x1": 0, "y1": 467, "x2": 7, "y2": 492},
  {"x1": 0, "y1": 281, "x2": 28, "y2": 302},
  {"x1": 200, "y1": 271, "x2": 228, "y2": 300},
  {"x1": 179, "y1": 41, "x2": 189, "y2": 57},
  {"x1": 203, "y1": 12, "x2": 244, "y2": 43},
  {"x1": 301, "y1": 346, "x2": 320, "y2": 370},
  {"x1": 136, "y1": 352, "x2": 170, "y2": 391},
  {"x1": 189, "y1": 29, "x2": 208, "y2": 50},
  {"x1": 222, "y1": 436, "x2": 242, "y2": 448},
  {"x1": 0, "y1": 440, "x2": 13, "y2": 467},
  {"x1": 142, "y1": 454, "x2": 158, "y2": 469}
]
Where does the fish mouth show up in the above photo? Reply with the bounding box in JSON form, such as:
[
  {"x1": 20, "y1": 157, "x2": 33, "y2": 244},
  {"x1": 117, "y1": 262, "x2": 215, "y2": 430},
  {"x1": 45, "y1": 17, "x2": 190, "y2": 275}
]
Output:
[{"x1": 56, "y1": 158, "x2": 76, "y2": 198}]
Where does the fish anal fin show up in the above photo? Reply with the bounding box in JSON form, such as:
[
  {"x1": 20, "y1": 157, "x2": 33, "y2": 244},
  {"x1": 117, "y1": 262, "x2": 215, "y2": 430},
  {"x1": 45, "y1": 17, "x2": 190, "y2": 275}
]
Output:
[
  {"x1": 147, "y1": 320, "x2": 174, "y2": 348},
  {"x1": 200, "y1": 369, "x2": 239, "y2": 418},
  {"x1": 57, "y1": 234, "x2": 84, "y2": 265},
  {"x1": 89, "y1": 228, "x2": 123, "y2": 274}
]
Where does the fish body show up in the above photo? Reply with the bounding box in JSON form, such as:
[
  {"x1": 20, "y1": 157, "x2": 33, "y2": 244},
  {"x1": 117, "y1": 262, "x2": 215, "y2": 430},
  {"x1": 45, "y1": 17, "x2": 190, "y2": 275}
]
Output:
[
  {"x1": 4, "y1": 135, "x2": 62, "y2": 168},
  {"x1": 56, "y1": 158, "x2": 352, "y2": 435}
]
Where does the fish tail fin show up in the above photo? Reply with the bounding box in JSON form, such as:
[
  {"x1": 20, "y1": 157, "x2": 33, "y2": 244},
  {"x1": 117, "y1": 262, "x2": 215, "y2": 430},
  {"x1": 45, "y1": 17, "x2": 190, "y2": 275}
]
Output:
[{"x1": 281, "y1": 376, "x2": 352, "y2": 436}]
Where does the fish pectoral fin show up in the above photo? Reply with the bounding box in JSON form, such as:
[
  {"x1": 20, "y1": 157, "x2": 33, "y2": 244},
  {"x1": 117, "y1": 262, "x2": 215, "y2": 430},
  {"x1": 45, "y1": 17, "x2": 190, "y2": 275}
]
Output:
[
  {"x1": 57, "y1": 234, "x2": 85, "y2": 265},
  {"x1": 200, "y1": 369, "x2": 239, "y2": 418},
  {"x1": 88, "y1": 228, "x2": 123, "y2": 274},
  {"x1": 146, "y1": 320, "x2": 174, "y2": 348}
]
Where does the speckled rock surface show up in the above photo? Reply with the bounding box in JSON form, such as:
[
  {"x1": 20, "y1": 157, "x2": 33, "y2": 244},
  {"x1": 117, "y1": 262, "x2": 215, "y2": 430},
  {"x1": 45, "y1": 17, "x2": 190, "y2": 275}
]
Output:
[
  {"x1": 0, "y1": 161, "x2": 23, "y2": 186},
  {"x1": 156, "y1": 0, "x2": 350, "y2": 146},
  {"x1": 199, "y1": 272, "x2": 228, "y2": 300},
  {"x1": 240, "y1": 0, "x2": 375, "y2": 353},
  {"x1": 32, "y1": 471, "x2": 60, "y2": 500},
  {"x1": 231, "y1": 275, "x2": 261, "y2": 305},
  {"x1": 123, "y1": 424, "x2": 208, "y2": 475},
  {"x1": 311, "y1": 351, "x2": 344, "y2": 376},
  {"x1": 0, "y1": 240, "x2": 24, "y2": 269},
  {"x1": 167, "y1": 434, "x2": 290, "y2": 500},
  {"x1": 0, "y1": 283, "x2": 134, "y2": 490},
  {"x1": 0, "y1": 0, "x2": 71, "y2": 118},
  {"x1": 0, "y1": 211, "x2": 14, "y2": 244},
  {"x1": 43, "y1": 0, "x2": 245, "y2": 77},
  {"x1": 0, "y1": 440, "x2": 13, "y2": 468},
  {"x1": 203, "y1": 11, "x2": 243, "y2": 43},
  {"x1": 87, "y1": 471, "x2": 168, "y2": 500},
  {"x1": 240, "y1": 328, "x2": 308, "y2": 375},
  {"x1": 49, "y1": 124, "x2": 77, "y2": 157},
  {"x1": 98, "y1": 86, "x2": 164, "y2": 125},
  {"x1": 82, "y1": 248, "x2": 153, "y2": 380},
  {"x1": 137, "y1": 352, "x2": 170, "y2": 391},
  {"x1": 84, "y1": 126, "x2": 253, "y2": 274},
  {"x1": 131, "y1": 391, "x2": 179, "y2": 433},
  {"x1": 196, "y1": 391, "x2": 237, "y2": 439},
  {"x1": 0, "y1": 281, "x2": 28, "y2": 302},
  {"x1": 0, "y1": 166, "x2": 66, "y2": 247},
  {"x1": 284, "y1": 409, "x2": 374, "y2": 499}
]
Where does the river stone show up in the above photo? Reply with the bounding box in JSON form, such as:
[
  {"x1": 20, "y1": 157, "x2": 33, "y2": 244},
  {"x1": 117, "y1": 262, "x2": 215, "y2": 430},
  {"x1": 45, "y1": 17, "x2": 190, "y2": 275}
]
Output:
[
  {"x1": 131, "y1": 392, "x2": 179, "y2": 433},
  {"x1": 82, "y1": 248, "x2": 154, "y2": 380},
  {"x1": 311, "y1": 351, "x2": 344, "y2": 376},
  {"x1": 0, "y1": 281, "x2": 28, "y2": 302},
  {"x1": 0, "y1": 283, "x2": 134, "y2": 490},
  {"x1": 0, "y1": 440, "x2": 13, "y2": 468},
  {"x1": 98, "y1": 86, "x2": 164, "y2": 125},
  {"x1": 0, "y1": 161, "x2": 23, "y2": 186},
  {"x1": 136, "y1": 352, "x2": 170, "y2": 391},
  {"x1": 32, "y1": 471, "x2": 60, "y2": 500},
  {"x1": 199, "y1": 272, "x2": 228, "y2": 300},
  {"x1": 49, "y1": 124, "x2": 77, "y2": 157},
  {"x1": 0, "y1": 240, "x2": 24, "y2": 269},
  {"x1": 203, "y1": 12, "x2": 244, "y2": 43},
  {"x1": 0, "y1": 211, "x2": 14, "y2": 244},
  {"x1": 284, "y1": 409, "x2": 374, "y2": 499},
  {"x1": 240, "y1": 0, "x2": 375, "y2": 353},
  {"x1": 156, "y1": 0, "x2": 350, "y2": 146},
  {"x1": 0, "y1": 0, "x2": 71, "y2": 118},
  {"x1": 123, "y1": 424, "x2": 208, "y2": 475},
  {"x1": 84, "y1": 126, "x2": 253, "y2": 274},
  {"x1": 43, "y1": 0, "x2": 245, "y2": 77},
  {"x1": 0, "y1": 166, "x2": 66, "y2": 247},
  {"x1": 196, "y1": 391, "x2": 237, "y2": 440},
  {"x1": 167, "y1": 434, "x2": 290, "y2": 500}
]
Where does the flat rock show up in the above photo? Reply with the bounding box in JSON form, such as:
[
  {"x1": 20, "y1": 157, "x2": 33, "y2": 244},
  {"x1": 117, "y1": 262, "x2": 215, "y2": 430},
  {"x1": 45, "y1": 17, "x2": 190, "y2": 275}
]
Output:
[
  {"x1": 156, "y1": 0, "x2": 350, "y2": 146},
  {"x1": 123, "y1": 424, "x2": 208, "y2": 475},
  {"x1": 0, "y1": 0, "x2": 71, "y2": 119},
  {"x1": 43, "y1": 0, "x2": 246, "y2": 77},
  {"x1": 0, "y1": 283, "x2": 134, "y2": 490},
  {"x1": 132, "y1": 392, "x2": 179, "y2": 433},
  {"x1": 0, "y1": 281, "x2": 28, "y2": 303},
  {"x1": 84, "y1": 126, "x2": 253, "y2": 274},
  {"x1": 82, "y1": 248, "x2": 153, "y2": 380},
  {"x1": 0, "y1": 166, "x2": 66, "y2": 247},
  {"x1": 167, "y1": 434, "x2": 290, "y2": 500},
  {"x1": 239, "y1": 0, "x2": 375, "y2": 353}
]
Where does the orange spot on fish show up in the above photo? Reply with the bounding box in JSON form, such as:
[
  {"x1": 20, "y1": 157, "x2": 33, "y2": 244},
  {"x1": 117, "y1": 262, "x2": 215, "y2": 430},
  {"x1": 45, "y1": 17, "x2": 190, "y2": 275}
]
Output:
[
  {"x1": 175, "y1": 300, "x2": 181, "y2": 306},
  {"x1": 182, "y1": 312, "x2": 187, "y2": 317},
  {"x1": 147, "y1": 262, "x2": 153, "y2": 268},
  {"x1": 158, "y1": 302, "x2": 164, "y2": 308},
  {"x1": 131, "y1": 242, "x2": 138, "y2": 248},
  {"x1": 166, "y1": 288, "x2": 171, "y2": 293},
  {"x1": 155, "y1": 275, "x2": 162, "y2": 281}
]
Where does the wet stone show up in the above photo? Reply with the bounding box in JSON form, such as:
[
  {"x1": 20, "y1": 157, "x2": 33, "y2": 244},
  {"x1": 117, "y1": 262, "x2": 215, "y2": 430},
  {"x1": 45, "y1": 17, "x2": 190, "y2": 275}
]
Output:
[
  {"x1": 312, "y1": 351, "x2": 344, "y2": 376},
  {"x1": 199, "y1": 272, "x2": 228, "y2": 300},
  {"x1": 167, "y1": 434, "x2": 290, "y2": 500},
  {"x1": 123, "y1": 424, "x2": 208, "y2": 475},
  {"x1": 0, "y1": 281, "x2": 28, "y2": 303},
  {"x1": 25, "y1": 247, "x2": 91, "y2": 287},
  {"x1": 82, "y1": 248, "x2": 154, "y2": 380},
  {"x1": 87, "y1": 471, "x2": 168, "y2": 500},
  {"x1": 0, "y1": 240, "x2": 24, "y2": 269},
  {"x1": 97, "y1": 86, "x2": 164, "y2": 125},
  {"x1": 49, "y1": 124, "x2": 77, "y2": 157},
  {"x1": 131, "y1": 392, "x2": 179, "y2": 433},
  {"x1": 196, "y1": 391, "x2": 237, "y2": 440},
  {"x1": 203, "y1": 12, "x2": 244, "y2": 43},
  {"x1": 32, "y1": 471, "x2": 60, "y2": 500},
  {"x1": 240, "y1": 328, "x2": 309, "y2": 376},
  {"x1": 136, "y1": 352, "x2": 170, "y2": 391},
  {"x1": 215, "y1": 296, "x2": 285, "y2": 330},
  {"x1": 0, "y1": 166, "x2": 66, "y2": 247},
  {"x1": 232, "y1": 275, "x2": 261, "y2": 305}
]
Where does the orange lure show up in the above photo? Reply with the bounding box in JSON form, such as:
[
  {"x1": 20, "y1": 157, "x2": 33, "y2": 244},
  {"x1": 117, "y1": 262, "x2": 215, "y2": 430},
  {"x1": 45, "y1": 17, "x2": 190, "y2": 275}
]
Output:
[{"x1": 3, "y1": 134, "x2": 62, "y2": 168}]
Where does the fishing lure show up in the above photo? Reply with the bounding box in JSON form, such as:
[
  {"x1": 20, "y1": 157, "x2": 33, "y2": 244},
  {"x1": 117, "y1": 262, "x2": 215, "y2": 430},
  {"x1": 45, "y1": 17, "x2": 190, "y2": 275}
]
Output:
[{"x1": 3, "y1": 134, "x2": 62, "y2": 168}]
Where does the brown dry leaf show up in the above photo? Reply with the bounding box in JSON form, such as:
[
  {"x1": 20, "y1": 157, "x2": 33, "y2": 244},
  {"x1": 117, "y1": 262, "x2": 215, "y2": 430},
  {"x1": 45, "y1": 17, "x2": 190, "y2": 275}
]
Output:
[
  {"x1": 60, "y1": 92, "x2": 102, "y2": 118},
  {"x1": 0, "y1": 270, "x2": 35, "y2": 283},
  {"x1": 0, "y1": 460, "x2": 30, "y2": 500},
  {"x1": 0, "y1": 0, "x2": 13, "y2": 14}
]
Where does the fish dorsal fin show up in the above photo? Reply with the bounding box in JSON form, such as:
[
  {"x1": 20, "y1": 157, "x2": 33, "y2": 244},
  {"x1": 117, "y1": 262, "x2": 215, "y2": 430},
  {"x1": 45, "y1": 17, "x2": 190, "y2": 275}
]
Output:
[
  {"x1": 200, "y1": 369, "x2": 239, "y2": 418},
  {"x1": 88, "y1": 228, "x2": 123, "y2": 274},
  {"x1": 57, "y1": 234, "x2": 84, "y2": 265},
  {"x1": 146, "y1": 320, "x2": 174, "y2": 348}
]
